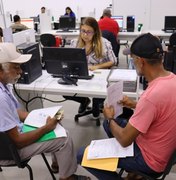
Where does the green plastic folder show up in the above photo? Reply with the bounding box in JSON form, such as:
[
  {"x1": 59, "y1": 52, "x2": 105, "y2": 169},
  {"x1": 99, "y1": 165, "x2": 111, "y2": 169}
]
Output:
[{"x1": 22, "y1": 125, "x2": 57, "y2": 142}]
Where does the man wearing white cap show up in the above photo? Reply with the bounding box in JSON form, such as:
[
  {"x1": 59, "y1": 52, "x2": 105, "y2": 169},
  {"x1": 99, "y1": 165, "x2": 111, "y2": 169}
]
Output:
[{"x1": 0, "y1": 43, "x2": 89, "y2": 180}]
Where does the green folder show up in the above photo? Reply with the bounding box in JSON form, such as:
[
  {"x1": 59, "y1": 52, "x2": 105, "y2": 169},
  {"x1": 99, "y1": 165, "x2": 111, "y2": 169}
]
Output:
[{"x1": 22, "y1": 124, "x2": 57, "y2": 142}]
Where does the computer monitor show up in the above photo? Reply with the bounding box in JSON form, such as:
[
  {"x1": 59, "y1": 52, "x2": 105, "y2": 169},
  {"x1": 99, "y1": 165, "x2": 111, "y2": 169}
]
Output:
[
  {"x1": 164, "y1": 16, "x2": 176, "y2": 31},
  {"x1": 43, "y1": 47, "x2": 93, "y2": 85},
  {"x1": 111, "y1": 16, "x2": 123, "y2": 30},
  {"x1": 59, "y1": 16, "x2": 76, "y2": 31},
  {"x1": 21, "y1": 18, "x2": 34, "y2": 29}
]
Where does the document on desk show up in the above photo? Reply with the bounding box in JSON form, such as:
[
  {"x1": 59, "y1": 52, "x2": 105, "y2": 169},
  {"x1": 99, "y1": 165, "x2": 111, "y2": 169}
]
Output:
[
  {"x1": 87, "y1": 138, "x2": 134, "y2": 160},
  {"x1": 23, "y1": 106, "x2": 67, "y2": 140},
  {"x1": 106, "y1": 81, "x2": 123, "y2": 118},
  {"x1": 108, "y1": 69, "x2": 137, "y2": 81}
]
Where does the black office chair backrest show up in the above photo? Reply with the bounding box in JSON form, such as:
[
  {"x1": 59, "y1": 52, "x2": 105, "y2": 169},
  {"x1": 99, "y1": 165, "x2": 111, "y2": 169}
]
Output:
[
  {"x1": 0, "y1": 132, "x2": 56, "y2": 180},
  {"x1": 119, "y1": 150, "x2": 176, "y2": 180},
  {"x1": 163, "y1": 150, "x2": 176, "y2": 179},
  {"x1": 169, "y1": 32, "x2": 176, "y2": 47},
  {"x1": 163, "y1": 33, "x2": 176, "y2": 74},
  {"x1": 101, "y1": 30, "x2": 120, "y2": 59},
  {"x1": 40, "y1": 33, "x2": 56, "y2": 47},
  {"x1": 0, "y1": 132, "x2": 22, "y2": 167}
]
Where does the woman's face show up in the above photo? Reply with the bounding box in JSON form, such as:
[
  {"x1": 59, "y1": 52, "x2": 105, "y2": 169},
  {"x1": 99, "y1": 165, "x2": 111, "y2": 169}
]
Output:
[
  {"x1": 66, "y1": 9, "x2": 71, "y2": 14},
  {"x1": 80, "y1": 25, "x2": 94, "y2": 43}
]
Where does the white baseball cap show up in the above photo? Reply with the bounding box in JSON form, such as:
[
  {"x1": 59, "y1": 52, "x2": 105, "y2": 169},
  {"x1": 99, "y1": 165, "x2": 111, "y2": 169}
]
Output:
[{"x1": 0, "y1": 42, "x2": 32, "y2": 64}]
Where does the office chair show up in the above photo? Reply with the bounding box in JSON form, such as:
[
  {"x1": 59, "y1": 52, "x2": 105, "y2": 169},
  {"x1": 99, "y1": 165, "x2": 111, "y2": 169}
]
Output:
[
  {"x1": 119, "y1": 150, "x2": 176, "y2": 180},
  {"x1": 40, "y1": 33, "x2": 57, "y2": 47},
  {"x1": 0, "y1": 132, "x2": 56, "y2": 180},
  {"x1": 169, "y1": 32, "x2": 176, "y2": 47},
  {"x1": 163, "y1": 32, "x2": 176, "y2": 74},
  {"x1": 74, "y1": 98, "x2": 104, "y2": 126},
  {"x1": 40, "y1": 33, "x2": 60, "y2": 69},
  {"x1": 101, "y1": 30, "x2": 120, "y2": 65}
]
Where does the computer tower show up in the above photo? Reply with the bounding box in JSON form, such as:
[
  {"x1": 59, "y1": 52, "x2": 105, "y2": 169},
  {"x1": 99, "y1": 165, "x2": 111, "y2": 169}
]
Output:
[
  {"x1": 17, "y1": 42, "x2": 42, "y2": 84},
  {"x1": 127, "y1": 16, "x2": 135, "y2": 32}
]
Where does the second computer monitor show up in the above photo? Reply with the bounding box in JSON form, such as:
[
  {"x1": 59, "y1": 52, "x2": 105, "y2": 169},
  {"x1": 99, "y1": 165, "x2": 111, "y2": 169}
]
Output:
[
  {"x1": 164, "y1": 16, "x2": 176, "y2": 32},
  {"x1": 59, "y1": 16, "x2": 76, "y2": 31},
  {"x1": 111, "y1": 16, "x2": 123, "y2": 31}
]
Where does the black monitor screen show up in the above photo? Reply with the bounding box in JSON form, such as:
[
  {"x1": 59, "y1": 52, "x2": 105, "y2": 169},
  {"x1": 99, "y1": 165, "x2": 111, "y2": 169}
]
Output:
[
  {"x1": 164, "y1": 16, "x2": 176, "y2": 30},
  {"x1": 59, "y1": 16, "x2": 76, "y2": 30},
  {"x1": 43, "y1": 47, "x2": 90, "y2": 79}
]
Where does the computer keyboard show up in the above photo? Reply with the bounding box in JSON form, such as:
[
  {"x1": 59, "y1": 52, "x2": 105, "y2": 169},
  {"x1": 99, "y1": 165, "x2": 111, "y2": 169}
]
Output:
[
  {"x1": 56, "y1": 30, "x2": 75, "y2": 33},
  {"x1": 52, "y1": 74, "x2": 94, "y2": 80}
]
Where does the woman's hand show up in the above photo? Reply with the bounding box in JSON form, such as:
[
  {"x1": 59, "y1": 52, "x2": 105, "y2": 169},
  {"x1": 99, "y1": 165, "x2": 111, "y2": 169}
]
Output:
[{"x1": 88, "y1": 65, "x2": 99, "y2": 71}]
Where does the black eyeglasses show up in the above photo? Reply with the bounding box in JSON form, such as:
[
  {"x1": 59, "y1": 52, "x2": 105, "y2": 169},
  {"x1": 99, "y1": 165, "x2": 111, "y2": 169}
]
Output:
[{"x1": 80, "y1": 29, "x2": 94, "y2": 36}]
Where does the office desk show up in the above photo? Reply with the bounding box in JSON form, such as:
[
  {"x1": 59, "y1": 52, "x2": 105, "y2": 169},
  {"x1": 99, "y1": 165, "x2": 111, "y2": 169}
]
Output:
[
  {"x1": 15, "y1": 69, "x2": 139, "y2": 99},
  {"x1": 42, "y1": 30, "x2": 79, "y2": 40},
  {"x1": 15, "y1": 69, "x2": 139, "y2": 113},
  {"x1": 38, "y1": 30, "x2": 172, "y2": 45},
  {"x1": 118, "y1": 30, "x2": 172, "y2": 42}
]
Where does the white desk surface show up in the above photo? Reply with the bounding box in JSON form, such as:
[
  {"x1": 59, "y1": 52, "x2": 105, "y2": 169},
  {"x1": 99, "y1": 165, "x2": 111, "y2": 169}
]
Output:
[
  {"x1": 40, "y1": 29, "x2": 172, "y2": 43},
  {"x1": 16, "y1": 69, "x2": 139, "y2": 99},
  {"x1": 118, "y1": 30, "x2": 172, "y2": 42},
  {"x1": 42, "y1": 30, "x2": 79, "y2": 37}
]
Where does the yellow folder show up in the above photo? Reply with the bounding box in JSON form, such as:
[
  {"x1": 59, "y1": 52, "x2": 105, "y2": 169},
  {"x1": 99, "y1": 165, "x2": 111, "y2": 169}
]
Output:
[{"x1": 81, "y1": 146, "x2": 119, "y2": 172}]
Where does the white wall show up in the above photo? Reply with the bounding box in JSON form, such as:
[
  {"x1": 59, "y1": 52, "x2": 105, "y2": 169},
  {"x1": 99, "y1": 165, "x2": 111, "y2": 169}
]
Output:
[
  {"x1": 112, "y1": 0, "x2": 176, "y2": 30},
  {"x1": 2, "y1": 0, "x2": 112, "y2": 22}
]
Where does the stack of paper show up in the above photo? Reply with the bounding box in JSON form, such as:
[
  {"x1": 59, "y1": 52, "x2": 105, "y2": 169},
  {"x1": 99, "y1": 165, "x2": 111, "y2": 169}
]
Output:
[
  {"x1": 81, "y1": 138, "x2": 133, "y2": 172},
  {"x1": 108, "y1": 69, "x2": 138, "y2": 92},
  {"x1": 23, "y1": 106, "x2": 67, "y2": 142}
]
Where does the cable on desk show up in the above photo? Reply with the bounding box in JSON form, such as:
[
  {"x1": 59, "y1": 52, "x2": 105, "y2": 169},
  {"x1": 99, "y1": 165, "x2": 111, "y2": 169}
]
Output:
[
  {"x1": 13, "y1": 84, "x2": 67, "y2": 111},
  {"x1": 106, "y1": 68, "x2": 115, "y2": 87}
]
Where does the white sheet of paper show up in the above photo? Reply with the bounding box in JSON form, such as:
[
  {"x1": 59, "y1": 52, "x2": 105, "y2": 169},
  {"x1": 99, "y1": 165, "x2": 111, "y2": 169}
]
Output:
[
  {"x1": 107, "y1": 81, "x2": 123, "y2": 118},
  {"x1": 24, "y1": 106, "x2": 62, "y2": 127},
  {"x1": 24, "y1": 106, "x2": 67, "y2": 138},
  {"x1": 108, "y1": 69, "x2": 137, "y2": 81},
  {"x1": 54, "y1": 124, "x2": 67, "y2": 137},
  {"x1": 87, "y1": 138, "x2": 134, "y2": 160}
]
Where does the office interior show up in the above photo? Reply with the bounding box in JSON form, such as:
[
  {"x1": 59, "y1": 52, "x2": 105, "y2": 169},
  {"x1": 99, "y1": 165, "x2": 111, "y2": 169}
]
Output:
[{"x1": 0, "y1": 0, "x2": 176, "y2": 179}]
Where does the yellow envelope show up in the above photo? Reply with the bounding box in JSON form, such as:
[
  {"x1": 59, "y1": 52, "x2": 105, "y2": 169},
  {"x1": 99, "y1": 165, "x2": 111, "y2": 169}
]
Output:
[{"x1": 81, "y1": 146, "x2": 119, "y2": 172}]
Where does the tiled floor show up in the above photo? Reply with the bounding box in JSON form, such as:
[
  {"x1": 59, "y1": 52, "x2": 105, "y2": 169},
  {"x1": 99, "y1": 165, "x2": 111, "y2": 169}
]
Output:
[{"x1": 1, "y1": 47, "x2": 176, "y2": 179}]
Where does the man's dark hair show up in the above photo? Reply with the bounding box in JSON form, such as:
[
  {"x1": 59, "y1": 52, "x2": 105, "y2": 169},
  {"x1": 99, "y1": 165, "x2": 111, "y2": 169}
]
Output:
[{"x1": 13, "y1": 15, "x2": 20, "y2": 22}]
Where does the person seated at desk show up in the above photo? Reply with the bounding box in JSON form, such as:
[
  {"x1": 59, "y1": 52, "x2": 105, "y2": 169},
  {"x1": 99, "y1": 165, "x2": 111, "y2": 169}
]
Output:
[
  {"x1": 0, "y1": 42, "x2": 90, "y2": 180},
  {"x1": 63, "y1": 17, "x2": 117, "y2": 118},
  {"x1": 98, "y1": 8, "x2": 119, "y2": 39},
  {"x1": 77, "y1": 33, "x2": 176, "y2": 180},
  {"x1": 64, "y1": 7, "x2": 76, "y2": 17},
  {"x1": 98, "y1": 8, "x2": 120, "y2": 63},
  {"x1": 10, "y1": 15, "x2": 29, "y2": 33}
]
